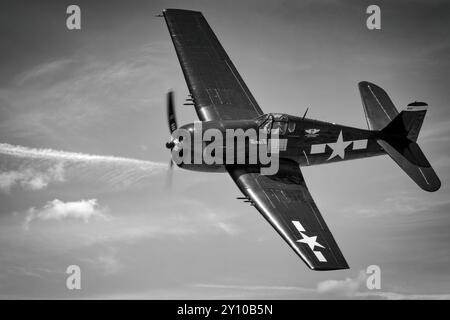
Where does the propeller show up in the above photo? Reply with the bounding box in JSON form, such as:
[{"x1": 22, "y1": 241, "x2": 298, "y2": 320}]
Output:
[
  {"x1": 165, "y1": 90, "x2": 177, "y2": 189},
  {"x1": 165, "y1": 90, "x2": 177, "y2": 149},
  {"x1": 167, "y1": 90, "x2": 177, "y2": 133}
]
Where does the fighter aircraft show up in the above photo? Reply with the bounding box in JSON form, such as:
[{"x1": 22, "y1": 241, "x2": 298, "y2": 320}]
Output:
[{"x1": 160, "y1": 9, "x2": 441, "y2": 270}]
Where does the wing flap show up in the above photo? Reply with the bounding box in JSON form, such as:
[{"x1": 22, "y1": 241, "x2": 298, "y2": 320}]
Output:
[{"x1": 227, "y1": 161, "x2": 349, "y2": 270}]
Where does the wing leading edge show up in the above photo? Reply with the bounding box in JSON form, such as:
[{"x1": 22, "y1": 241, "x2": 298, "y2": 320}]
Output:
[
  {"x1": 163, "y1": 9, "x2": 263, "y2": 121},
  {"x1": 227, "y1": 160, "x2": 349, "y2": 270}
]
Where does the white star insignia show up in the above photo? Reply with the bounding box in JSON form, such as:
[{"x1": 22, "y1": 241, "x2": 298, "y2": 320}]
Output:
[
  {"x1": 327, "y1": 130, "x2": 352, "y2": 160},
  {"x1": 297, "y1": 232, "x2": 325, "y2": 251},
  {"x1": 292, "y1": 220, "x2": 328, "y2": 262}
]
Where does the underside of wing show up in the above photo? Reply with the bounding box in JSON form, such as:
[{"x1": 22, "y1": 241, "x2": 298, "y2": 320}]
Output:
[
  {"x1": 163, "y1": 9, "x2": 263, "y2": 121},
  {"x1": 227, "y1": 160, "x2": 349, "y2": 270}
]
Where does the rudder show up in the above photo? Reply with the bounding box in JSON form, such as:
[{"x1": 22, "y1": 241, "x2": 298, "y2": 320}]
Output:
[{"x1": 381, "y1": 102, "x2": 427, "y2": 142}]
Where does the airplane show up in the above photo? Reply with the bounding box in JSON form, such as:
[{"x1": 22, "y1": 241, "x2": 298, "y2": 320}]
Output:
[{"x1": 160, "y1": 9, "x2": 441, "y2": 270}]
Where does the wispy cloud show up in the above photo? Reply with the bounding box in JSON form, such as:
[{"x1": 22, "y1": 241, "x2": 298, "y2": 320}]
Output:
[
  {"x1": 0, "y1": 196, "x2": 243, "y2": 298},
  {"x1": 0, "y1": 42, "x2": 172, "y2": 141},
  {"x1": 13, "y1": 59, "x2": 73, "y2": 85},
  {"x1": 9, "y1": 197, "x2": 240, "y2": 252},
  {"x1": 357, "y1": 291, "x2": 450, "y2": 300},
  {"x1": 95, "y1": 253, "x2": 122, "y2": 276},
  {"x1": 317, "y1": 271, "x2": 450, "y2": 300},
  {"x1": 419, "y1": 119, "x2": 450, "y2": 145},
  {"x1": 182, "y1": 283, "x2": 315, "y2": 299},
  {"x1": 342, "y1": 192, "x2": 450, "y2": 218},
  {"x1": 92, "y1": 200, "x2": 242, "y2": 244},
  {"x1": 24, "y1": 198, "x2": 108, "y2": 229},
  {"x1": 216, "y1": 222, "x2": 239, "y2": 236},
  {"x1": 0, "y1": 162, "x2": 64, "y2": 192},
  {"x1": 80, "y1": 248, "x2": 122, "y2": 276},
  {"x1": 193, "y1": 283, "x2": 313, "y2": 292},
  {"x1": 187, "y1": 275, "x2": 450, "y2": 300},
  {"x1": 317, "y1": 270, "x2": 367, "y2": 297}
]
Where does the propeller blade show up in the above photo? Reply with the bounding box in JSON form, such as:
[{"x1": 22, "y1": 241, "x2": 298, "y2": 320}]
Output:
[
  {"x1": 167, "y1": 90, "x2": 177, "y2": 134},
  {"x1": 165, "y1": 90, "x2": 177, "y2": 190}
]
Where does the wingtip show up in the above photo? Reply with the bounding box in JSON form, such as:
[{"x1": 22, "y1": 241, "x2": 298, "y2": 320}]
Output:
[
  {"x1": 421, "y1": 174, "x2": 441, "y2": 192},
  {"x1": 358, "y1": 80, "x2": 377, "y2": 89},
  {"x1": 308, "y1": 260, "x2": 350, "y2": 271},
  {"x1": 358, "y1": 81, "x2": 369, "y2": 87},
  {"x1": 163, "y1": 8, "x2": 202, "y2": 15}
]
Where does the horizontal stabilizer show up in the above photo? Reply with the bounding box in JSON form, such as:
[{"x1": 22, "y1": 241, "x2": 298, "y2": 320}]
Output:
[{"x1": 377, "y1": 139, "x2": 441, "y2": 192}]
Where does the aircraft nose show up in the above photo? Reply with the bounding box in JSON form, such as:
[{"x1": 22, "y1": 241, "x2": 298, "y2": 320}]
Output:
[{"x1": 166, "y1": 135, "x2": 183, "y2": 152}]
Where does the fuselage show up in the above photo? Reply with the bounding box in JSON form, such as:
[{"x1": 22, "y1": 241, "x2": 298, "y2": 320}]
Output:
[{"x1": 170, "y1": 113, "x2": 386, "y2": 172}]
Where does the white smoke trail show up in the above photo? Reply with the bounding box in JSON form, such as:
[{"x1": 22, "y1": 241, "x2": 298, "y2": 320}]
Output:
[
  {"x1": 0, "y1": 143, "x2": 160, "y2": 164},
  {"x1": 0, "y1": 143, "x2": 167, "y2": 192}
]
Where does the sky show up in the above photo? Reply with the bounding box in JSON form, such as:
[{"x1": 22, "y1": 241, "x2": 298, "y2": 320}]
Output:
[{"x1": 0, "y1": 0, "x2": 449, "y2": 299}]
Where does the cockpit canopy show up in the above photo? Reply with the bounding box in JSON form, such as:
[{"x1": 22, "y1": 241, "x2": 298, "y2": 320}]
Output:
[{"x1": 256, "y1": 113, "x2": 296, "y2": 135}]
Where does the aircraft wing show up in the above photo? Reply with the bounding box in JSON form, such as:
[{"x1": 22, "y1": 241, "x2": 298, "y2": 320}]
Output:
[
  {"x1": 227, "y1": 160, "x2": 349, "y2": 270},
  {"x1": 163, "y1": 9, "x2": 263, "y2": 121}
]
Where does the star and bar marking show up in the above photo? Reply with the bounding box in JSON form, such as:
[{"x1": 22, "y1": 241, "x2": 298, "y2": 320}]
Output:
[
  {"x1": 292, "y1": 220, "x2": 327, "y2": 262},
  {"x1": 310, "y1": 130, "x2": 368, "y2": 160}
]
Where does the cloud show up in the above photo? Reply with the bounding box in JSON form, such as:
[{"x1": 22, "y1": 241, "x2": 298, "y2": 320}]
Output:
[
  {"x1": 316, "y1": 271, "x2": 450, "y2": 300},
  {"x1": 177, "y1": 283, "x2": 315, "y2": 299},
  {"x1": 317, "y1": 270, "x2": 367, "y2": 297},
  {"x1": 189, "y1": 274, "x2": 450, "y2": 300},
  {"x1": 14, "y1": 59, "x2": 73, "y2": 85},
  {"x1": 216, "y1": 222, "x2": 239, "y2": 236},
  {"x1": 358, "y1": 291, "x2": 450, "y2": 300},
  {"x1": 95, "y1": 253, "x2": 122, "y2": 275},
  {"x1": 342, "y1": 192, "x2": 450, "y2": 218},
  {"x1": 0, "y1": 162, "x2": 64, "y2": 192},
  {"x1": 0, "y1": 42, "x2": 172, "y2": 141},
  {"x1": 12, "y1": 197, "x2": 240, "y2": 252},
  {"x1": 193, "y1": 283, "x2": 314, "y2": 294},
  {"x1": 80, "y1": 248, "x2": 122, "y2": 276},
  {"x1": 161, "y1": 278, "x2": 450, "y2": 300},
  {"x1": 24, "y1": 198, "x2": 108, "y2": 228},
  {"x1": 94, "y1": 201, "x2": 242, "y2": 244}
]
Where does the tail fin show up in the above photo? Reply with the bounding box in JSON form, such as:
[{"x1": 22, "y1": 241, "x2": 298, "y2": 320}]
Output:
[
  {"x1": 359, "y1": 81, "x2": 399, "y2": 130},
  {"x1": 359, "y1": 81, "x2": 441, "y2": 192}
]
